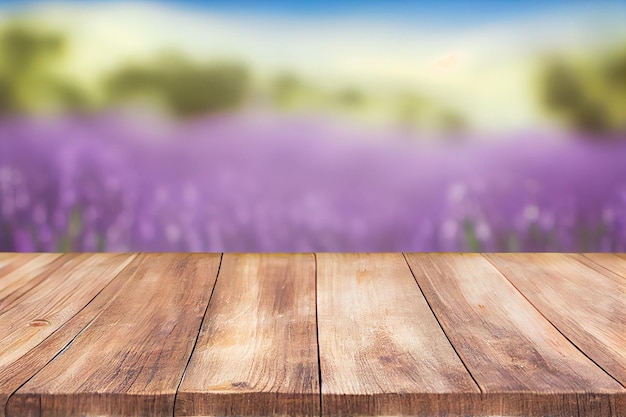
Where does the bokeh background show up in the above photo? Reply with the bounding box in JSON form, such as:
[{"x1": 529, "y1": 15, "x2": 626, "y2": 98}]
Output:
[{"x1": 1, "y1": 0, "x2": 625, "y2": 252}]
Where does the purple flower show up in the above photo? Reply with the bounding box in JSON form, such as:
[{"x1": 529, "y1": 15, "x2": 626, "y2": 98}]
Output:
[{"x1": 1, "y1": 112, "x2": 625, "y2": 252}]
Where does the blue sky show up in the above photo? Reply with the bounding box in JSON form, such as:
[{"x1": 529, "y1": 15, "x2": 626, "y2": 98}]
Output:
[{"x1": 3, "y1": 0, "x2": 624, "y2": 24}]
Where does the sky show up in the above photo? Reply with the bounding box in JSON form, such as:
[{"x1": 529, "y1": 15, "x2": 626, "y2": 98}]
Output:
[
  {"x1": 169, "y1": 0, "x2": 626, "y2": 25},
  {"x1": 2, "y1": 0, "x2": 625, "y2": 25}
]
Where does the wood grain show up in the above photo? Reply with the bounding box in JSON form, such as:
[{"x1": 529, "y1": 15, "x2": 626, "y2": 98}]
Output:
[
  {"x1": 0, "y1": 253, "x2": 40, "y2": 274},
  {"x1": 175, "y1": 253, "x2": 319, "y2": 417},
  {"x1": 405, "y1": 253, "x2": 625, "y2": 416},
  {"x1": 0, "y1": 253, "x2": 49, "y2": 279},
  {"x1": 1, "y1": 253, "x2": 625, "y2": 417},
  {"x1": 583, "y1": 253, "x2": 626, "y2": 281},
  {"x1": 7, "y1": 253, "x2": 221, "y2": 417},
  {"x1": 0, "y1": 253, "x2": 17, "y2": 265},
  {"x1": 486, "y1": 253, "x2": 626, "y2": 387},
  {"x1": 0, "y1": 253, "x2": 64, "y2": 311},
  {"x1": 317, "y1": 253, "x2": 479, "y2": 417},
  {"x1": 0, "y1": 253, "x2": 136, "y2": 417},
  {"x1": 1, "y1": 254, "x2": 143, "y2": 417}
]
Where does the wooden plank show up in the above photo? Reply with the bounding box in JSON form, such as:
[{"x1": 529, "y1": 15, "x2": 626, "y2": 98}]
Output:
[
  {"x1": 0, "y1": 254, "x2": 143, "y2": 417},
  {"x1": 486, "y1": 253, "x2": 626, "y2": 387},
  {"x1": 583, "y1": 253, "x2": 626, "y2": 281},
  {"x1": 316, "y1": 253, "x2": 479, "y2": 417},
  {"x1": 0, "y1": 253, "x2": 64, "y2": 309},
  {"x1": 7, "y1": 253, "x2": 221, "y2": 417},
  {"x1": 405, "y1": 253, "x2": 625, "y2": 416},
  {"x1": 175, "y1": 253, "x2": 319, "y2": 417},
  {"x1": 0, "y1": 253, "x2": 136, "y2": 417},
  {"x1": 0, "y1": 253, "x2": 28, "y2": 270},
  {"x1": 0, "y1": 254, "x2": 62, "y2": 289},
  {"x1": 0, "y1": 253, "x2": 40, "y2": 273}
]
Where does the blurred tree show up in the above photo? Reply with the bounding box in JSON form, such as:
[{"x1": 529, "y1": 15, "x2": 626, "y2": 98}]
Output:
[
  {"x1": 335, "y1": 87, "x2": 365, "y2": 108},
  {"x1": 0, "y1": 23, "x2": 89, "y2": 115},
  {"x1": 439, "y1": 109, "x2": 467, "y2": 134},
  {"x1": 604, "y1": 49, "x2": 626, "y2": 91},
  {"x1": 396, "y1": 92, "x2": 427, "y2": 130},
  {"x1": 539, "y1": 46, "x2": 626, "y2": 135},
  {"x1": 0, "y1": 24, "x2": 64, "y2": 75},
  {"x1": 0, "y1": 77, "x2": 11, "y2": 114},
  {"x1": 105, "y1": 54, "x2": 250, "y2": 117},
  {"x1": 272, "y1": 73, "x2": 302, "y2": 107}
]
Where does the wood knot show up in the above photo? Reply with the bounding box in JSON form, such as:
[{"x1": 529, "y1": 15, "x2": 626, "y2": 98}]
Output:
[
  {"x1": 28, "y1": 319, "x2": 50, "y2": 327},
  {"x1": 379, "y1": 355, "x2": 394, "y2": 364}
]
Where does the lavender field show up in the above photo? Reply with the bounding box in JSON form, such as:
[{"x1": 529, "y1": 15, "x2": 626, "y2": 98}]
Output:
[{"x1": 1, "y1": 113, "x2": 625, "y2": 252}]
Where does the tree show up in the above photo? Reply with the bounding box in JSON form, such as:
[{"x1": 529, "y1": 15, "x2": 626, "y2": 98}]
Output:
[
  {"x1": 335, "y1": 87, "x2": 366, "y2": 108},
  {"x1": 271, "y1": 73, "x2": 302, "y2": 107},
  {"x1": 0, "y1": 23, "x2": 88, "y2": 115},
  {"x1": 105, "y1": 54, "x2": 250, "y2": 117},
  {"x1": 538, "y1": 46, "x2": 626, "y2": 135}
]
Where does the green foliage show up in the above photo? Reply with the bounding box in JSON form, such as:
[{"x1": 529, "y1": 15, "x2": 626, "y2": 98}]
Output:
[
  {"x1": 105, "y1": 54, "x2": 250, "y2": 117},
  {"x1": 604, "y1": 49, "x2": 626, "y2": 91},
  {"x1": 0, "y1": 77, "x2": 11, "y2": 113},
  {"x1": 0, "y1": 21, "x2": 475, "y2": 129},
  {"x1": 463, "y1": 219, "x2": 482, "y2": 252},
  {"x1": 438, "y1": 109, "x2": 466, "y2": 133},
  {"x1": 396, "y1": 92, "x2": 426, "y2": 129},
  {"x1": 272, "y1": 73, "x2": 302, "y2": 107},
  {"x1": 0, "y1": 23, "x2": 88, "y2": 114},
  {"x1": 57, "y1": 206, "x2": 82, "y2": 252},
  {"x1": 538, "y1": 45, "x2": 626, "y2": 135},
  {"x1": 0, "y1": 23, "x2": 65, "y2": 75},
  {"x1": 335, "y1": 87, "x2": 365, "y2": 108}
]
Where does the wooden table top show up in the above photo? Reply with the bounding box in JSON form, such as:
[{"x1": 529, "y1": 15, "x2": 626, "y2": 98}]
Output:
[{"x1": 0, "y1": 253, "x2": 624, "y2": 417}]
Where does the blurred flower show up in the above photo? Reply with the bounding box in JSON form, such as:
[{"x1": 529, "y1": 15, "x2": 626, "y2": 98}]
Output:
[{"x1": 1, "y1": 112, "x2": 625, "y2": 252}]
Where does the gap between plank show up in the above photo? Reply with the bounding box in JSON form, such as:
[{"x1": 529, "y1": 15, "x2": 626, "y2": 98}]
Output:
[
  {"x1": 313, "y1": 253, "x2": 323, "y2": 417},
  {"x1": 0, "y1": 254, "x2": 72, "y2": 320},
  {"x1": 172, "y1": 253, "x2": 224, "y2": 417},
  {"x1": 401, "y1": 253, "x2": 483, "y2": 394},
  {"x1": 4, "y1": 253, "x2": 141, "y2": 417},
  {"x1": 482, "y1": 253, "x2": 626, "y2": 390},
  {"x1": 580, "y1": 253, "x2": 626, "y2": 281}
]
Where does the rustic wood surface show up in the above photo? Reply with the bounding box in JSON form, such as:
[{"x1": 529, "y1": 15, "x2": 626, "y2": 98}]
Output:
[
  {"x1": 485, "y1": 253, "x2": 626, "y2": 387},
  {"x1": 176, "y1": 253, "x2": 319, "y2": 417},
  {"x1": 0, "y1": 252, "x2": 624, "y2": 417},
  {"x1": 583, "y1": 253, "x2": 626, "y2": 280},
  {"x1": 0, "y1": 254, "x2": 142, "y2": 417},
  {"x1": 405, "y1": 253, "x2": 624, "y2": 416},
  {"x1": 6, "y1": 253, "x2": 220, "y2": 417},
  {"x1": 0, "y1": 254, "x2": 63, "y2": 312},
  {"x1": 317, "y1": 253, "x2": 479, "y2": 416},
  {"x1": 0, "y1": 253, "x2": 135, "y2": 417}
]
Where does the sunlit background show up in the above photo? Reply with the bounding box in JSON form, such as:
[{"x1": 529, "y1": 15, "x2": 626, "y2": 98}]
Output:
[{"x1": 1, "y1": 0, "x2": 625, "y2": 252}]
